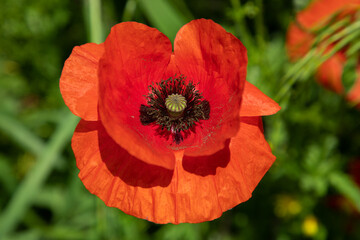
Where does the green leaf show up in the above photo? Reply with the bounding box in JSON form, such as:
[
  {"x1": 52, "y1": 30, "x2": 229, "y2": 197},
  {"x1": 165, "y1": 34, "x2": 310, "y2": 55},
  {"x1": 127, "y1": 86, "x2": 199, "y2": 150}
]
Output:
[
  {"x1": 329, "y1": 172, "x2": 360, "y2": 212},
  {"x1": 137, "y1": 0, "x2": 190, "y2": 41},
  {"x1": 122, "y1": 0, "x2": 137, "y2": 22}
]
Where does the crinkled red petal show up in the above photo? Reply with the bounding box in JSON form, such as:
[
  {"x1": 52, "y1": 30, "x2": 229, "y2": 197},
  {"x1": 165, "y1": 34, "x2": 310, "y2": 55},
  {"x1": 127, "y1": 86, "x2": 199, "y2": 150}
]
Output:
[
  {"x1": 98, "y1": 22, "x2": 175, "y2": 169},
  {"x1": 173, "y1": 19, "x2": 247, "y2": 155},
  {"x1": 72, "y1": 116, "x2": 275, "y2": 224},
  {"x1": 240, "y1": 81, "x2": 281, "y2": 117},
  {"x1": 60, "y1": 43, "x2": 104, "y2": 121}
]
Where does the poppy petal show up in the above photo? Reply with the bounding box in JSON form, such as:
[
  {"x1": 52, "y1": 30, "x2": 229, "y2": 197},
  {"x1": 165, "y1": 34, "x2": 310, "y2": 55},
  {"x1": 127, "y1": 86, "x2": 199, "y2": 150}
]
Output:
[
  {"x1": 229, "y1": 117, "x2": 276, "y2": 191},
  {"x1": 297, "y1": 0, "x2": 360, "y2": 29},
  {"x1": 286, "y1": 23, "x2": 314, "y2": 60},
  {"x1": 73, "y1": 116, "x2": 275, "y2": 224},
  {"x1": 72, "y1": 120, "x2": 175, "y2": 223},
  {"x1": 163, "y1": 54, "x2": 180, "y2": 79},
  {"x1": 240, "y1": 81, "x2": 281, "y2": 117},
  {"x1": 60, "y1": 43, "x2": 104, "y2": 121},
  {"x1": 174, "y1": 19, "x2": 247, "y2": 91},
  {"x1": 98, "y1": 22, "x2": 175, "y2": 169},
  {"x1": 173, "y1": 19, "x2": 247, "y2": 155},
  {"x1": 316, "y1": 52, "x2": 346, "y2": 93},
  {"x1": 180, "y1": 116, "x2": 275, "y2": 223}
]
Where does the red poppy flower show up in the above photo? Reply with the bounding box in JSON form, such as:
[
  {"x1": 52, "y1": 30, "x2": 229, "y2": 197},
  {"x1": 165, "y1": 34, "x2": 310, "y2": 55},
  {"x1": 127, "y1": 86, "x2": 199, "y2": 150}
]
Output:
[
  {"x1": 286, "y1": 0, "x2": 360, "y2": 108},
  {"x1": 60, "y1": 19, "x2": 280, "y2": 223}
]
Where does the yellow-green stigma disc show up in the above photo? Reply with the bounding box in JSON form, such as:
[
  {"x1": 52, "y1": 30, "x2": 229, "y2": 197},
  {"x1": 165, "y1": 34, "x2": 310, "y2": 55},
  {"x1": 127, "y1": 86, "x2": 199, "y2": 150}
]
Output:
[{"x1": 165, "y1": 94, "x2": 187, "y2": 117}]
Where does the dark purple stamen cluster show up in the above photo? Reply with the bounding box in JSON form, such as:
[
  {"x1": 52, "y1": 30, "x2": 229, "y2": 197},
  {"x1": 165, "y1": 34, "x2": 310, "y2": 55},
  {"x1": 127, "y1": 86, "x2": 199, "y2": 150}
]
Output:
[{"x1": 139, "y1": 75, "x2": 210, "y2": 144}]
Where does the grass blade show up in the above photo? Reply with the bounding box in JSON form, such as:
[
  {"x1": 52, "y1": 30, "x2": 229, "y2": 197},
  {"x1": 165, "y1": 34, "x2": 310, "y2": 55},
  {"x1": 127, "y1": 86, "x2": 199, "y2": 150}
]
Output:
[
  {"x1": 329, "y1": 172, "x2": 360, "y2": 212},
  {"x1": 0, "y1": 113, "x2": 79, "y2": 237},
  {"x1": 0, "y1": 112, "x2": 44, "y2": 156}
]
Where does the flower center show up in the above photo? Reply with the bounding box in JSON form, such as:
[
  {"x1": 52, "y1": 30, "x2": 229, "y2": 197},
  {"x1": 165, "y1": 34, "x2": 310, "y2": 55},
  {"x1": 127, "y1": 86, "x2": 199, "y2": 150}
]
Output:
[
  {"x1": 139, "y1": 75, "x2": 210, "y2": 144},
  {"x1": 165, "y1": 94, "x2": 187, "y2": 118}
]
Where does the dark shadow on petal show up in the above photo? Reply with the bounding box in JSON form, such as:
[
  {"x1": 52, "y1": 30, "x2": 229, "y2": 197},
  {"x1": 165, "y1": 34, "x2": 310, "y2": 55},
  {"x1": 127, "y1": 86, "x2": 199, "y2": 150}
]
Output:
[
  {"x1": 240, "y1": 116, "x2": 260, "y2": 126},
  {"x1": 84, "y1": 121, "x2": 174, "y2": 188},
  {"x1": 182, "y1": 139, "x2": 231, "y2": 176},
  {"x1": 240, "y1": 117, "x2": 263, "y2": 132}
]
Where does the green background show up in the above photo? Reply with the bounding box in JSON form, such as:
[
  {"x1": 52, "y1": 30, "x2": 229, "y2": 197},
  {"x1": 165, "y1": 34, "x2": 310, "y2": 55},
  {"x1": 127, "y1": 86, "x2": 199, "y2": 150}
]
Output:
[{"x1": 0, "y1": 0, "x2": 360, "y2": 239}]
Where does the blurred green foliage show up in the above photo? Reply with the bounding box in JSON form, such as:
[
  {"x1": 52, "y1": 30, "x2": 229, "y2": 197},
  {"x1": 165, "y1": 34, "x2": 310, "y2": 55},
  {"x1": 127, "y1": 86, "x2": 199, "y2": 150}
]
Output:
[{"x1": 0, "y1": 0, "x2": 360, "y2": 239}]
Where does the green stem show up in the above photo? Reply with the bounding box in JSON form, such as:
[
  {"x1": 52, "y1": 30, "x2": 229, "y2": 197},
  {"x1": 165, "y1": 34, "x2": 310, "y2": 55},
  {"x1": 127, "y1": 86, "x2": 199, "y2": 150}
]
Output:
[
  {"x1": 311, "y1": 16, "x2": 351, "y2": 48},
  {"x1": 0, "y1": 113, "x2": 79, "y2": 237},
  {"x1": 346, "y1": 39, "x2": 360, "y2": 56},
  {"x1": 312, "y1": 27, "x2": 360, "y2": 69},
  {"x1": 230, "y1": 0, "x2": 253, "y2": 48},
  {"x1": 254, "y1": 0, "x2": 266, "y2": 49},
  {"x1": 88, "y1": 0, "x2": 103, "y2": 43},
  {"x1": 319, "y1": 20, "x2": 360, "y2": 54},
  {"x1": 275, "y1": 49, "x2": 318, "y2": 101}
]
